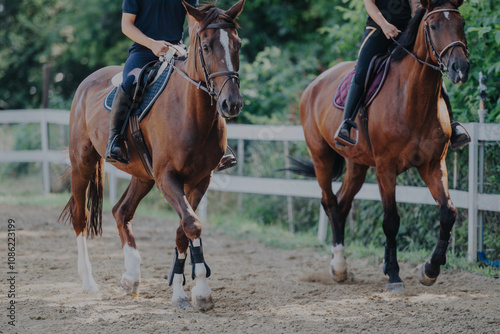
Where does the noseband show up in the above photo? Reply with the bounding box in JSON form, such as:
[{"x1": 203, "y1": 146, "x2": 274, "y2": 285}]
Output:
[
  {"x1": 196, "y1": 22, "x2": 240, "y2": 103},
  {"x1": 424, "y1": 8, "x2": 469, "y2": 73},
  {"x1": 392, "y1": 7, "x2": 468, "y2": 75}
]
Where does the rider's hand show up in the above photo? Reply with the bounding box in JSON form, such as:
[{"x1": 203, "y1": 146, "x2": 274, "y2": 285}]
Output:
[
  {"x1": 150, "y1": 40, "x2": 172, "y2": 57},
  {"x1": 381, "y1": 23, "x2": 402, "y2": 40}
]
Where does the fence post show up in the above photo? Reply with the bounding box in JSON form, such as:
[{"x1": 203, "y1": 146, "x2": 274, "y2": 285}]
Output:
[
  {"x1": 40, "y1": 110, "x2": 50, "y2": 194},
  {"x1": 284, "y1": 140, "x2": 294, "y2": 233},
  {"x1": 237, "y1": 138, "x2": 244, "y2": 209},
  {"x1": 318, "y1": 206, "x2": 328, "y2": 242},
  {"x1": 467, "y1": 123, "x2": 478, "y2": 262}
]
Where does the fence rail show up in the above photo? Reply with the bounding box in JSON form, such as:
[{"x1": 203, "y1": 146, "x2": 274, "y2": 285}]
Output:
[{"x1": 1, "y1": 109, "x2": 499, "y2": 262}]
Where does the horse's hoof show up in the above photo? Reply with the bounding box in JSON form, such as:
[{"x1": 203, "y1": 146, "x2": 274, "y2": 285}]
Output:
[
  {"x1": 329, "y1": 266, "x2": 349, "y2": 283},
  {"x1": 386, "y1": 281, "x2": 405, "y2": 293},
  {"x1": 191, "y1": 294, "x2": 214, "y2": 312},
  {"x1": 418, "y1": 262, "x2": 438, "y2": 286},
  {"x1": 120, "y1": 276, "x2": 139, "y2": 296},
  {"x1": 172, "y1": 297, "x2": 191, "y2": 309},
  {"x1": 82, "y1": 281, "x2": 99, "y2": 294}
]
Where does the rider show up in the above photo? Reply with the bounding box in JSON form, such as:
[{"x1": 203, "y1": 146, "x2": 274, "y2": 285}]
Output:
[
  {"x1": 106, "y1": 0, "x2": 237, "y2": 170},
  {"x1": 334, "y1": 0, "x2": 471, "y2": 150}
]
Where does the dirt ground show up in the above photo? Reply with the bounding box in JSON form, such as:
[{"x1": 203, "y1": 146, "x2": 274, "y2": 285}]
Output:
[{"x1": 1, "y1": 204, "x2": 499, "y2": 334}]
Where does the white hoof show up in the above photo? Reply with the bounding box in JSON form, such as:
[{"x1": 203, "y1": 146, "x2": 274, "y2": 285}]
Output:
[
  {"x1": 120, "y1": 274, "x2": 139, "y2": 296},
  {"x1": 82, "y1": 279, "x2": 99, "y2": 293},
  {"x1": 172, "y1": 297, "x2": 191, "y2": 309},
  {"x1": 191, "y1": 290, "x2": 214, "y2": 312}
]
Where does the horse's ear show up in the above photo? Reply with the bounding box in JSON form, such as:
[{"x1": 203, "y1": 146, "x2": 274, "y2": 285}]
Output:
[
  {"x1": 182, "y1": 0, "x2": 204, "y2": 23},
  {"x1": 419, "y1": 0, "x2": 430, "y2": 9},
  {"x1": 225, "y1": 0, "x2": 245, "y2": 20},
  {"x1": 450, "y1": 0, "x2": 464, "y2": 7}
]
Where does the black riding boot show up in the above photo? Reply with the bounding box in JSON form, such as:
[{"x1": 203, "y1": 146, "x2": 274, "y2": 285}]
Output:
[
  {"x1": 215, "y1": 146, "x2": 237, "y2": 171},
  {"x1": 441, "y1": 87, "x2": 471, "y2": 150},
  {"x1": 105, "y1": 85, "x2": 132, "y2": 164},
  {"x1": 334, "y1": 79, "x2": 364, "y2": 148}
]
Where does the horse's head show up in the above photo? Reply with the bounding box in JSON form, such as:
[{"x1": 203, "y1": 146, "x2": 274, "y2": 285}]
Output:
[
  {"x1": 183, "y1": 0, "x2": 245, "y2": 119},
  {"x1": 420, "y1": 0, "x2": 469, "y2": 84}
]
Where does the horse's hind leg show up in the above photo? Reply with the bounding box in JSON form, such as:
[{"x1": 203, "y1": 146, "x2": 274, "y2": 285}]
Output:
[
  {"x1": 61, "y1": 148, "x2": 102, "y2": 293},
  {"x1": 333, "y1": 161, "x2": 369, "y2": 280},
  {"x1": 375, "y1": 162, "x2": 404, "y2": 292},
  {"x1": 112, "y1": 177, "x2": 155, "y2": 296},
  {"x1": 417, "y1": 160, "x2": 457, "y2": 286}
]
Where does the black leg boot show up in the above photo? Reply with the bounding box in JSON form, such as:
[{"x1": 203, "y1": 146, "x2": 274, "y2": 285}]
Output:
[
  {"x1": 215, "y1": 145, "x2": 237, "y2": 171},
  {"x1": 334, "y1": 79, "x2": 364, "y2": 148},
  {"x1": 105, "y1": 85, "x2": 133, "y2": 164},
  {"x1": 441, "y1": 84, "x2": 471, "y2": 150}
]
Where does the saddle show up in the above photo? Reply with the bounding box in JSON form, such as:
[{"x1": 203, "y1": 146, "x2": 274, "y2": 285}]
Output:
[
  {"x1": 103, "y1": 45, "x2": 186, "y2": 176},
  {"x1": 333, "y1": 54, "x2": 392, "y2": 110}
]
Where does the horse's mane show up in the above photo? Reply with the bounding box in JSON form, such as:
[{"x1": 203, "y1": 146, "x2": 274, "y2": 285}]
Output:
[
  {"x1": 391, "y1": 0, "x2": 456, "y2": 62},
  {"x1": 198, "y1": 4, "x2": 240, "y2": 31}
]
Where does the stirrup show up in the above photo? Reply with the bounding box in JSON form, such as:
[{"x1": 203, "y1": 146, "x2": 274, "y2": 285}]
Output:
[
  {"x1": 215, "y1": 154, "x2": 237, "y2": 172},
  {"x1": 334, "y1": 119, "x2": 359, "y2": 148},
  {"x1": 105, "y1": 136, "x2": 130, "y2": 164},
  {"x1": 449, "y1": 122, "x2": 471, "y2": 150}
]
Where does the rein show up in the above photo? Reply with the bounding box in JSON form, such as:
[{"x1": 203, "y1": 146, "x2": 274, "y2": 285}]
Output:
[
  {"x1": 168, "y1": 21, "x2": 239, "y2": 106},
  {"x1": 392, "y1": 7, "x2": 468, "y2": 75}
]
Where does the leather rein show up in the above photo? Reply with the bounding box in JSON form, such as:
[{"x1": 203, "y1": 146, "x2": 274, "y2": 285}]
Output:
[
  {"x1": 391, "y1": 8, "x2": 468, "y2": 75},
  {"x1": 170, "y1": 21, "x2": 239, "y2": 105}
]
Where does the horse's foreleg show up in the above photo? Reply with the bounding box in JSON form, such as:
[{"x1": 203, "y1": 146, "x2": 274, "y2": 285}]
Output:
[
  {"x1": 159, "y1": 172, "x2": 213, "y2": 311},
  {"x1": 113, "y1": 177, "x2": 154, "y2": 296},
  {"x1": 417, "y1": 161, "x2": 457, "y2": 286},
  {"x1": 376, "y1": 164, "x2": 404, "y2": 292}
]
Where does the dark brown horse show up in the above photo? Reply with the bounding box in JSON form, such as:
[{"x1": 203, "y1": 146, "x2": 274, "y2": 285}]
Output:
[
  {"x1": 298, "y1": 0, "x2": 469, "y2": 292},
  {"x1": 59, "y1": 0, "x2": 245, "y2": 311}
]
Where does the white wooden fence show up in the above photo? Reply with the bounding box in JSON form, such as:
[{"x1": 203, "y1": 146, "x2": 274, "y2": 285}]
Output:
[{"x1": 1, "y1": 109, "x2": 499, "y2": 261}]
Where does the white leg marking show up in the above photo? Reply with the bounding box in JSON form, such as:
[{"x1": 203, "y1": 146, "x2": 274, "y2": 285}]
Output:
[
  {"x1": 330, "y1": 244, "x2": 347, "y2": 273},
  {"x1": 76, "y1": 234, "x2": 99, "y2": 293},
  {"x1": 220, "y1": 29, "x2": 234, "y2": 72},
  {"x1": 122, "y1": 244, "x2": 141, "y2": 285}
]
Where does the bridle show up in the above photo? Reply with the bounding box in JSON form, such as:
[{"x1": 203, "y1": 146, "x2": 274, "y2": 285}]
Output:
[
  {"x1": 169, "y1": 20, "x2": 240, "y2": 105},
  {"x1": 392, "y1": 7, "x2": 468, "y2": 75}
]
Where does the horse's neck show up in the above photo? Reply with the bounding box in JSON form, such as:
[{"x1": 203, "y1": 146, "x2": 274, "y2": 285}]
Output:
[{"x1": 398, "y1": 31, "x2": 443, "y2": 126}]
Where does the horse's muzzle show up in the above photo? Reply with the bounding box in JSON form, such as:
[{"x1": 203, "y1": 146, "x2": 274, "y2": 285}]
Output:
[
  {"x1": 217, "y1": 93, "x2": 243, "y2": 119},
  {"x1": 448, "y1": 57, "x2": 470, "y2": 84}
]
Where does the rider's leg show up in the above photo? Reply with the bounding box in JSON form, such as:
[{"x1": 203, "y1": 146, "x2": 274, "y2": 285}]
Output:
[
  {"x1": 441, "y1": 83, "x2": 471, "y2": 150},
  {"x1": 335, "y1": 26, "x2": 392, "y2": 147}
]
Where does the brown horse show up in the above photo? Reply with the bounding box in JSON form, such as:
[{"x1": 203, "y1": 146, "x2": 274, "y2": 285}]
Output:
[
  {"x1": 298, "y1": 0, "x2": 469, "y2": 292},
  {"x1": 59, "y1": 0, "x2": 245, "y2": 311}
]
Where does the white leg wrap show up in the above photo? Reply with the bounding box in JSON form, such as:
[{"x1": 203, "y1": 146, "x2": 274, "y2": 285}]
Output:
[
  {"x1": 331, "y1": 244, "x2": 347, "y2": 273},
  {"x1": 76, "y1": 234, "x2": 99, "y2": 293},
  {"x1": 122, "y1": 244, "x2": 141, "y2": 284}
]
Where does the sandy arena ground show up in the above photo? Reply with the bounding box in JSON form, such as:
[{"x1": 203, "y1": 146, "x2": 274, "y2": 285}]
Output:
[{"x1": 1, "y1": 204, "x2": 499, "y2": 334}]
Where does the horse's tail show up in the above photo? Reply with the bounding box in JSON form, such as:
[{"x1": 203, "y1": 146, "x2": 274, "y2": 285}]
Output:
[
  {"x1": 58, "y1": 159, "x2": 104, "y2": 238},
  {"x1": 287, "y1": 153, "x2": 345, "y2": 181}
]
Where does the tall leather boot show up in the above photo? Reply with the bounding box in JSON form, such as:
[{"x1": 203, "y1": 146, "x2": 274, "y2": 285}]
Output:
[
  {"x1": 105, "y1": 85, "x2": 133, "y2": 164},
  {"x1": 334, "y1": 79, "x2": 364, "y2": 148},
  {"x1": 441, "y1": 87, "x2": 471, "y2": 150}
]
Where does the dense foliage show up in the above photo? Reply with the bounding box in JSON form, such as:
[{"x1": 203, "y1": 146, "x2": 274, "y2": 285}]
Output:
[{"x1": 1, "y1": 0, "x2": 498, "y2": 257}]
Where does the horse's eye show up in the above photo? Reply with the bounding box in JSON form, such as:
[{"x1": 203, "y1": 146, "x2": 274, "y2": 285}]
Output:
[
  {"x1": 203, "y1": 45, "x2": 209, "y2": 52},
  {"x1": 430, "y1": 24, "x2": 437, "y2": 31}
]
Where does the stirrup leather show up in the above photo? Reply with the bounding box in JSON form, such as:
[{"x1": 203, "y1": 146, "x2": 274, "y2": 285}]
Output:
[{"x1": 334, "y1": 119, "x2": 359, "y2": 147}]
